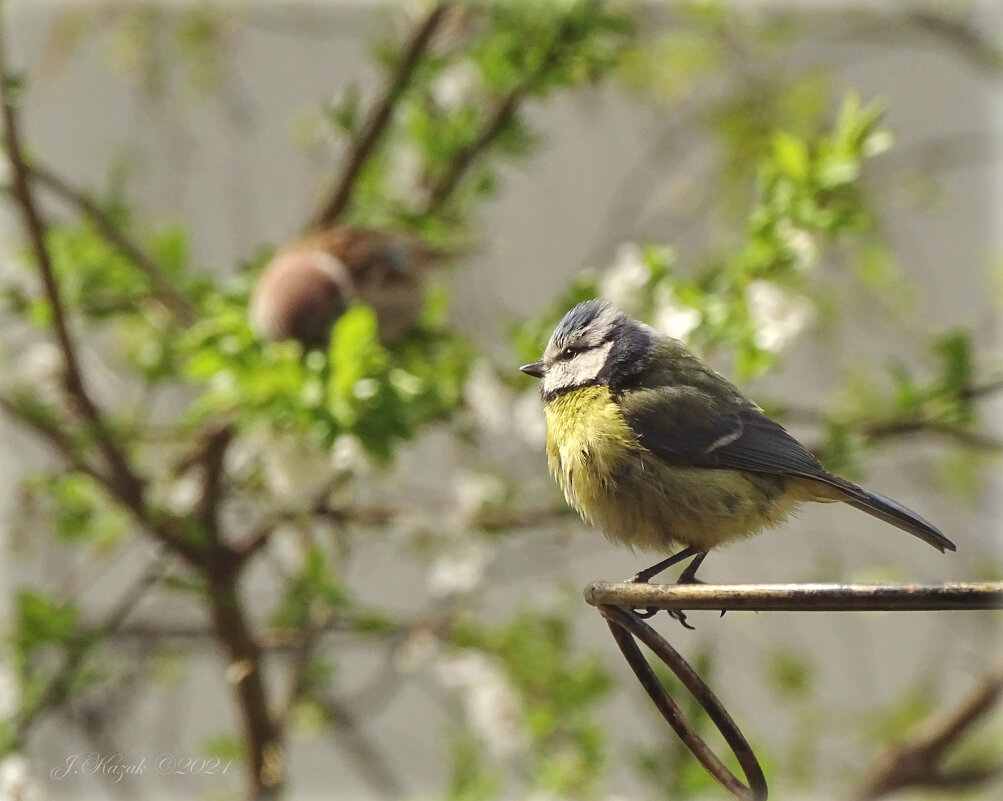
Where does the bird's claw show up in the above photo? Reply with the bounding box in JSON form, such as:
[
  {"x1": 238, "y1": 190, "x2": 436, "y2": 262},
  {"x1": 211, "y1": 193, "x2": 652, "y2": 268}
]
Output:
[
  {"x1": 670, "y1": 608, "x2": 695, "y2": 630},
  {"x1": 627, "y1": 573, "x2": 697, "y2": 629}
]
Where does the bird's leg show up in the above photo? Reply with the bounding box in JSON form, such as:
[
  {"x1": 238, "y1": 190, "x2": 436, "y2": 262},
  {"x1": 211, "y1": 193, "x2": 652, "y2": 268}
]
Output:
[
  {"x1": 629, "y1": 546, "x2": 700, "y2": 584},
  {"x1": 628, "y1": 547, "x2": 706, "y2": 627},
  {"x1": 676, "y1": 551, "x2": 708, "y2": 585}
]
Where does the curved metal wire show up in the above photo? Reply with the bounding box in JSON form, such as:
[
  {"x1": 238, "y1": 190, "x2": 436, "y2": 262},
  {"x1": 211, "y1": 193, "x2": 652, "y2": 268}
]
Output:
[
  {"x1": 600, "y1": 604, "x2": 769, "y2": 801},
  {"x1": 595, "y1": 581, "x2": 1003, "y2": 800}
]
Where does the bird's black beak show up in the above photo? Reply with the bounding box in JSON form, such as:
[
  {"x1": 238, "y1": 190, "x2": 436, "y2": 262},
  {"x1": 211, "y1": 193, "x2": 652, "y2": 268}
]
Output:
[{"x1": 520, "y1": 360, "x2": 545, "y2": 379}]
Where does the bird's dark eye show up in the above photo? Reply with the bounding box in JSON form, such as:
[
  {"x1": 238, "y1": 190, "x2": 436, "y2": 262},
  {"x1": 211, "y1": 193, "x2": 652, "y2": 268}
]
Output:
[{"x1": 561, "y1": 346, "x2": 578, "y2": 360}]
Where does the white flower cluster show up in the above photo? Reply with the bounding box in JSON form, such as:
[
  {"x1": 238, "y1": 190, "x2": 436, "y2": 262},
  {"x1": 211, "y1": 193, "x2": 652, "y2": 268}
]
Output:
[
  {"x1": 777, "y1": 219, "x2": 818, "y2": 273},
  {"x1": 464, "y1": 360, "x2": 546, "y2": 449},
  {"x1": 431, "y1": 60, "x2": 482, "y2": 110},
  {"x1": 437, "y1": 649, "x2": 527, "y2": 759},
  {"x1": 0, "y1": 755, "x2": 40, "y2": 801},
  {"x1": 598, "y1": 242, "x2": 649, "y2": 314},
  {"x1": 599, "y1": 242, "x2": 702, "y2": 344},
  {"x1": 223, "y1": 426, "x2": 370, "y2": 512},
  {"x1": 427, "y1": 539, "x2": 493, "y2": 597},
  {"x1": 746, "y1": 279, "x2": 815, "y2": 353},
  {"x1": 652, "y1": 285, "x2": 701, "y2": 343}
]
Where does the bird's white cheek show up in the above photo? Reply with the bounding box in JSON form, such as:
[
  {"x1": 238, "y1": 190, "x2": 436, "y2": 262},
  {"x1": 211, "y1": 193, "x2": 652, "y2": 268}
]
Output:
[
  {"x1": 541, "y1": 341, "x2": 614, "y2": 395},
  {"x1": 542, "y1": 363, "x2": 574, "y2": 395}
]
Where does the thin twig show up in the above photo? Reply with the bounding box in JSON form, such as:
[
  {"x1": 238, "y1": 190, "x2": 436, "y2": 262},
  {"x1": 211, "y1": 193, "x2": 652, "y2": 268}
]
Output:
[
  {"x1": 584, "y1": 582, "x2": 1003, "y2": 612},
  {"x1": 906, "y1": 12, "x2": 1003, "y2": 75},
  {"x1": 14, "y1": 554, "x2": 171, "y2": 740},
  {"x1": 318, "y1": 696, "x2": 409, "y2": 800},
  {"x1": 0, "y1": 393, "x2": 204, "y2": 565},
  {"x1": 0, "y1": 18, "x2": 147, "y2": 518},
  {"x1": 25, "y1": 162, "x2": 196, "y2": 321},
  {"x1": 853, "y1": 659, "x2": 1003, "y2": 800},
  {"x1": 859, "y1": 419, "x2": 1003, "y2": 453},
  {"x1": 312, "y1": 2, "x2": 452, "y2": 227},
  {"x1": 422, "y1": 6, "x2": 593, "y2": 215},
  {"x1": 235, "y1": 500, "x2": 570, "y2": 562}
]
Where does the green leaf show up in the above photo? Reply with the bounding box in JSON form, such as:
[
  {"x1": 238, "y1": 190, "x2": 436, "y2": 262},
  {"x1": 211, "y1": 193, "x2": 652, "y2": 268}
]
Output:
[{"x1": 772, "y1": 130, "x2": 810, "y2": 183}]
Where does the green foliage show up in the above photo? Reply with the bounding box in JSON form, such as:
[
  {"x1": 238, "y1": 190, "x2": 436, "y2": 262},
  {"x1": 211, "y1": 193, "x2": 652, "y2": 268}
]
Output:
[
  {"x1": 2, "y1": 4, "x2": 999, "y2": 800},
  {"x1": 339, "y1": 0, "x2": 633, "y2": 242},
  {"x1": 21, "y1": 472, "x2": 130, "y2": 547},
  {"x1": 446, "y1": 736, "x2": 502, "y2": 801},
  {"x1": 861, "y1": 680, "x2": 938, "y2": 747},
  {"x1": 8, "y1": 589, "x2": 96, "y2": 743},
  {"x1": 451, "y1": 610, "x2": 612, "y2": 797},
  {"x1": 270, "y1": 546, "x2": 349, "y2": 630},
  {"x1": 182, "y1": 295, "x2": 472, "y2": 460},
  {"x1": 572, "y1": 95, "x2": 894, "y2": 382},
  {"x1": 817, "y1": 328, "x2": 983, "y2": 473},
  {"x1": 764, "y1": 647, "x2": 815, "y2": 700}
]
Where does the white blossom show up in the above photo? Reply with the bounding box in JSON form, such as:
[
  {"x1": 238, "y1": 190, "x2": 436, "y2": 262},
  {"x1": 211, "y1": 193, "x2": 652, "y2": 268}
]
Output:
[
  {"x1": 777, "y1": 219, "x2": 818, "y2": 272},
  {"x1": 432, "y1": 60, "x2": 481, "y2": 109},
  {"x1": 437, "y1": 650, "x2": 527, "y2": 759},
  {"x1": 395, "y1": 627, "x2": 441, "y2": 673},
  {"x1": 652, "y1": 287, "x2": 701, "y2": 343},
  {"x1": 598, "y1": 242, "x2": 650, "y2": 313},
  {"x1": 262, "y1": 430, "x2": 335, "y2": 509},
  {"x1": 331, "y1": 434, "x2": 370, "y2": 476},
  {"x1": 464, "y1": 360, "x2": 510, "y2": 436},
  {"x1": 0, "y1": 755, "x2": 40, "y2": 801},
  {"x1": 0, "y1": 657, "x2": 16, "y2": 722},
  {"x1": 454, "y1": 471, "x2": 506, "y2": 520},
  {"x1": 268, "y1": 523, "x2": 306, "y2": 574},
  {"x1": 224, "y1": 429, "x2": 262, "y2": 480},
  {"x1": 10, "y1": 342, "x2": 62, "y2": 404},
  {"x1": 427, "y1": 540, "x2": 493, "y2": 597},
  {"x1": 747, "y1": 280, "x2": 814, "y2": 353},
  {"x1": 385, "y1": 142, "x2": 425, "y2": 207},
  {"x1": 163, "y1": 469, "x2": 203, "y2": 516}
]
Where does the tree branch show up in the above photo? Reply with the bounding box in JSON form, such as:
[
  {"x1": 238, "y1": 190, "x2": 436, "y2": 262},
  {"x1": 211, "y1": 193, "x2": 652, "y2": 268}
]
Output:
[
  {"x1": 234, "y1": 500, "x2": 570, "y2": 563},
  {"x1": 311, "y1": 2, "x2": 452, "y2": 228},
  {"x1": 0, "y1": 393, "x2": 204, "y2": 564},
  {"x1": 422, "y1": 7, "x2": 591, "y2": 215},
  {"x1": 14, "y1": 554, "x2": 171, "y2": 741},
  {"x1": 0, "y1": 392, "x2": 203, "y2": 565},
  {"x1": 853, "y1": 659, "x2": 1003, "y2": 800},
  {"x1": 906, "y1": 12, "x2": 1003, "y2": 75},
  {"x1": 204, "y1": 553, "x2": 284, "y2": 800},
  {"x1": 319, "y1": 696, "x2": 408, "y2": 800},
  {"x1": 0, "y1": 18, "x2": 146, "y2": 520},
  {"x1": 25, "y1": 162, "x2": 196, "y2": 322}
]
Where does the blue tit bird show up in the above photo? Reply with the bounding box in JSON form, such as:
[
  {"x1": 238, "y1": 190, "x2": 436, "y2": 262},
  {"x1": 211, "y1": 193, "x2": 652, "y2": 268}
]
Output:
[{"x1": 520, "y1": 299, "x2": 954, "y2": 621}]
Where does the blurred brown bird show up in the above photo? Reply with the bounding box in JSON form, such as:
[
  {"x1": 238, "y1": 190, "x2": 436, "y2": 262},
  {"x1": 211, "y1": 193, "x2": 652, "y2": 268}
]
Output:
[{"x1": 249, "y1": 225, "x2": 451, "y2": 349}]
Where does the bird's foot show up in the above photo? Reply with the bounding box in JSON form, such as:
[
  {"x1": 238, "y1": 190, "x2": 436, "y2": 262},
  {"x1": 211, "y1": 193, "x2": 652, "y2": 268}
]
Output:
[
  {"x1": 668, "y1": 608, "x2": 695, "y2": 630},
  {"x1": 626, "y1": 549, "x2": 709, "y2": 627}
]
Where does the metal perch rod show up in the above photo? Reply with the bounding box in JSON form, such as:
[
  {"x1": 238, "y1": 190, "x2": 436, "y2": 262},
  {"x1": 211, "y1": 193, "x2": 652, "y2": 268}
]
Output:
[
  {"x1": 592, "y1": 581, "x2": 1003, "y2": 801},
  {"x1": 585, "y1": 581, "x2": 1003, "y2": 611}
]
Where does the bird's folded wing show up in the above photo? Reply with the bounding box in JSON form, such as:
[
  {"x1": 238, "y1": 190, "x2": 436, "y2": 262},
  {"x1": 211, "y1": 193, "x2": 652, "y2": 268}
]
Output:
[{"x1": 620, "y1": 387, "x2": 828, "y2": 479}]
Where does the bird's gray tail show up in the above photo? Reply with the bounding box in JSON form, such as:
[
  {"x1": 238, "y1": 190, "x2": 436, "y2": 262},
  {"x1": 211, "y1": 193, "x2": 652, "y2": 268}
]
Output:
[{"x1": 840, "y1": 484, "x2": 955, "y2": 553}]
